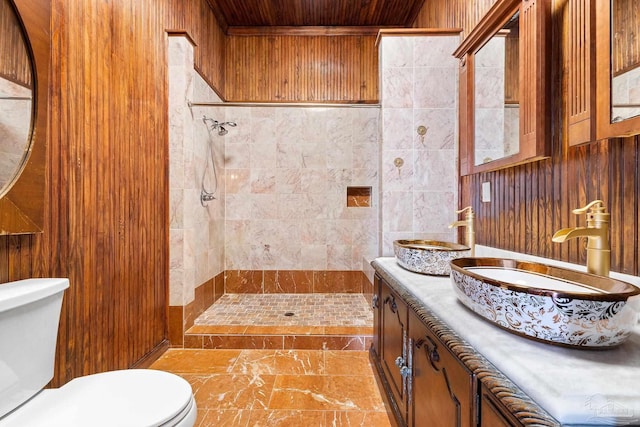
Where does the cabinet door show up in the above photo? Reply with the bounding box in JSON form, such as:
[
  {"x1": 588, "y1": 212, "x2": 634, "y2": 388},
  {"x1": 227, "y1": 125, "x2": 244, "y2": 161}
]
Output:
[
  {"x1": 372, "y1": 274, "x2": 382, "y2": 358},
  {"x1": 408, "y1": 311, "x2": 476, "y2": 427},
  {"x1": 566, "y1": 0, "x2": 596, "y2": 146},
  {"x1": 380, "y1": 281, "x2": 409, "y2": 422},
  {"x1": 479, "y1": 385, "x2": 521, "y2": 427}
]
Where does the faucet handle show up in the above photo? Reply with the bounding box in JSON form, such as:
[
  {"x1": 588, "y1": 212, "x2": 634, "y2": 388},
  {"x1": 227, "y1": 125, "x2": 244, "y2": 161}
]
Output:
[
  {"x1": 572, "y1": 200, "x2": 606, "y2": 215},
  {"x1": 455, "y1": 206, "x2": 474, "y2": 218}
]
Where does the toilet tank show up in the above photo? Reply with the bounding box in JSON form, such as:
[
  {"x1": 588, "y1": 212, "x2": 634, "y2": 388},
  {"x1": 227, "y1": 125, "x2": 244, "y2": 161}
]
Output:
[{"x1": 0, "y1": 278, "x2": 69, "y2": 418}]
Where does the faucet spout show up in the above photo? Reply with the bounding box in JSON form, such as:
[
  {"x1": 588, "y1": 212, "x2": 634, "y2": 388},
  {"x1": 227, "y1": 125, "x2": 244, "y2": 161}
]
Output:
[
  {"x1": 449, "y1": 206, "x2": 475, "y2": 256},
  {"x1": 449, "y1": 220, "x2": 468, "y2": 228},
  {"x1": 552, "y1": 200, "x2": 610, "y2": 276},
  {"x1": 551, "y1": 227, "x2": 605, "y2": 243}
]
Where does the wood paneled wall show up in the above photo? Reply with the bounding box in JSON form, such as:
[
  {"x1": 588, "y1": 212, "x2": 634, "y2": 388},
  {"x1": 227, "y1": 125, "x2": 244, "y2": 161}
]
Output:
[
  {"x1": 0, "y1": 0, "x2": 225, "y2": 386},
  {"x1": 413, "y1": 0, "x2": 498, "y2": 38},
  {"x1": 165, "y1": 0, "x2": 226, "y2": 95},
  {"x1": 224, "y1": 34, "x2": 378, "y2": 102},
  {"x1": 452, "y1": 0, "x2": 640, "y2": 276}
]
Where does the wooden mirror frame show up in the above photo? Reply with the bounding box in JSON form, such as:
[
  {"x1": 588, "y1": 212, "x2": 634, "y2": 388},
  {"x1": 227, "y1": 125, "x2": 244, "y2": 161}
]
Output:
[
  {"x1": 453, "y1": 0, "x2": 550, "y2": 176},
  {"x1": 595, "y1": 0, "x2": 640, "y2": 139},
  {"x1": 0, "y1": 0, "x2": 49, "y2": 234}
]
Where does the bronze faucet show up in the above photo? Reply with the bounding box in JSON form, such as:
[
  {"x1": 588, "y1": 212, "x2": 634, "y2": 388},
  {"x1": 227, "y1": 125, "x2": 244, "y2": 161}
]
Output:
[
  {"x1": 552, "y1": 200, "x2": 610, "y2": 276},
  {"x1": 449, "y1": 206, "x2": 475, "y2": 256}
]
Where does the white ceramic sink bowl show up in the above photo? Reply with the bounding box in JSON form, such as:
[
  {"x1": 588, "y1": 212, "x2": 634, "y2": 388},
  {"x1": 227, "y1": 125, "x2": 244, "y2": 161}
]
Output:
[
  {"x1": 450, "y1": 258, "x2": 640, "y2": 348},
  {"x1": 394, "y1": 240, "x2": 470, "y2": 276}
]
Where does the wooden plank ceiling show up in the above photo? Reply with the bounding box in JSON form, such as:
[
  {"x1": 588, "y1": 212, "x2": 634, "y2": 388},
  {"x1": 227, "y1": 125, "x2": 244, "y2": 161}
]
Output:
[{"x1": 207, "y1": 0, "x2": 427, "y2": 31}]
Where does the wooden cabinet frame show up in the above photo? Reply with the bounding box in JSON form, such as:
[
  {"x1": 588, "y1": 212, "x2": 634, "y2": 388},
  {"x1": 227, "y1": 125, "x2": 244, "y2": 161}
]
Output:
[
  {"x1": 595, "y1": 0, "x2": 640, "y2": 139},
  {"x1": 0, "y1": 0, "x2": 50, "y2": 234},
  {"x1": 453, "y1": 0, "x2": 551, "y2": 175}
]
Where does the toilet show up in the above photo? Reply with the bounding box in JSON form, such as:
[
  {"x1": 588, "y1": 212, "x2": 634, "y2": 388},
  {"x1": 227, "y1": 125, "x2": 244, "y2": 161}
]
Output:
[{"x1": 0, "y1": 278, "x2": 197, "y2": 427}]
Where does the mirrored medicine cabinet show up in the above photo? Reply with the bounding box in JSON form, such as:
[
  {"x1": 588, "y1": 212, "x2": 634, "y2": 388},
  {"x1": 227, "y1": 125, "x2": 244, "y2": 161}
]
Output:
[
  {"x1": 0, "y1": 0, "x2": 49, "y2": 235},
  {"x1": 454, "y1": 0, "x2": 550, "y2": 175}
]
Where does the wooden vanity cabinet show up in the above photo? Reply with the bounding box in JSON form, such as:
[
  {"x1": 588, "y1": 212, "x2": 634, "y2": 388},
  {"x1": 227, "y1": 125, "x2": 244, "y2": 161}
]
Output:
[
  {"x1": 407, "y1": 310, "x2": 476, "y2": 427},
  {"x1": 379, "y1": 277, "x2": 410, "y2": 424},
  {"x1": 371, "y1": 267, "x2": 560, "y2": 427},
  {"x1": 372, "y1": 274, "x2": 476, "y2": 427}
]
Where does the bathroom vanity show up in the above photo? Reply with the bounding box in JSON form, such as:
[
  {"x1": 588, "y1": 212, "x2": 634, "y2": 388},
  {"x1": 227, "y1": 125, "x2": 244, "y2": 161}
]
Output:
[{"x1": 370, "y1": 256, "x2": 640, "y2": 427}]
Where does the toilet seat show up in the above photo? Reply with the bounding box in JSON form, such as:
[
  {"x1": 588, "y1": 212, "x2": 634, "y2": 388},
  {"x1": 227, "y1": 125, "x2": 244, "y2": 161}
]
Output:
[{"x1": 1, "y1": 369, "x2": 196, "y2": 427}]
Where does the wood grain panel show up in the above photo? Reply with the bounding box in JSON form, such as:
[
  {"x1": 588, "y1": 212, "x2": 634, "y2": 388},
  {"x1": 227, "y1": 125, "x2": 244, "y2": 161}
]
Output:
[
  {"x1": 0, "y1": 0, "x2": 227, "y2": 387},
  {"x1": 224, "y1": 34, "x2": 378, "y2": 102},
  {"x1": 207, "y1": 0, "x2": 426, "y2": 27},
  {"x1": 413, "y1": 0, "x2": 497, "y2": 38},
  {"x1": 566, "y1": 0, "x2": 595, "y2": 146},
  {"x1": 503, "y1": 24, "x2": 519, "y2": 104},
  {"x1": 612, "y1": 0, "x2": 640, "y2": 76}
]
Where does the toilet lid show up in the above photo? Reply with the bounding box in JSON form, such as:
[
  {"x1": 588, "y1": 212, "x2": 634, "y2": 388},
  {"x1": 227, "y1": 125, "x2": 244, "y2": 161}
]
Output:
[{"x1": 1, "y1": 369, "x2": 194, "y2": 427}]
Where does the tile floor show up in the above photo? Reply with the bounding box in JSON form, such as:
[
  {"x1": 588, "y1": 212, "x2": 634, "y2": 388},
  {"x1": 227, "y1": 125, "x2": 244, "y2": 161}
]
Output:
[
  {"x1": 150, "y1": 348, "x2": 393, "y2": 427},
  {"x1": 185, "y1": 294, "x2": 374, "y2": 351},
  {"x1": 195, "y1": 293, "x2": 373, "y2": 327}
]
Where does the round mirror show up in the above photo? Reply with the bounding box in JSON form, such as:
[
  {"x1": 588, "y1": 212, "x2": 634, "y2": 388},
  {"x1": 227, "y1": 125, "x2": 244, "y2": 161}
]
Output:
[{"x1": 0, "y1": 0, "x2": 34, "y2": 197}]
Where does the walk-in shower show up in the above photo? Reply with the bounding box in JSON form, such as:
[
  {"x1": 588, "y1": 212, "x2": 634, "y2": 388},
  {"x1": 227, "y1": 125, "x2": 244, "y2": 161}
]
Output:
[{"x1": 200, "y1": 116, "x2": 236, "y2": 205}]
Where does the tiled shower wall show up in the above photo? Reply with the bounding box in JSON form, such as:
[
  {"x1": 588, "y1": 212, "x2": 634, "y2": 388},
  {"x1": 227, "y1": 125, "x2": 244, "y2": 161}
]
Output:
[
  {"x1": 168, "y1": 33, "x2": 465, "y2": 343},
  {"x1": 169, "y1": 36, "x2": 225, "y2": 315},
  {"x1": 221, "y1": 106, "x2": 380, "y2": 272},
  {"x1": 379, "y1": 34, "x2": 461, "y2": 255}
]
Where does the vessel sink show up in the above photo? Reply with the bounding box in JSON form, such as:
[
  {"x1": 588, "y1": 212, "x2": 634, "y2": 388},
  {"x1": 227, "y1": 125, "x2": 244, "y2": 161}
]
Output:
[
  {"x1": 450, "y1": 258, "x2": 640, "y2": 348},
  {"x1": 393, "y1": 240, "x2": 470, "y2": 276}
]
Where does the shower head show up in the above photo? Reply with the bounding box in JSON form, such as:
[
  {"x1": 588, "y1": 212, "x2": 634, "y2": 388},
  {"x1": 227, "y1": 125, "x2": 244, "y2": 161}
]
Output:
[{"x1": 202, "y1": 116, "x2": 237, "y2": 136}]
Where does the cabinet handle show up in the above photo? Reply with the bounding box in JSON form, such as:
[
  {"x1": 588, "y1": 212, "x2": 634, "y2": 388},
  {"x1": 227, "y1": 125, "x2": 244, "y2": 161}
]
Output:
[
  {"x1": 426, "y1": 335, "x2": 440, "y2": 365},
  {"x1": 384, "y1": 295, "x2": 398, "y2": 313},
  {"x1": 416, "y1": 335, "x2": 441, "y2": 370},
  {"x1": 400, "y1": 365, "x2": 411, "y2": 379},
  {"x1": 372, "y1": 294, "x2": 379, "y2": 309},
  {"x1": 395, "y1": 356, "x2": 405, "y2": 367}
]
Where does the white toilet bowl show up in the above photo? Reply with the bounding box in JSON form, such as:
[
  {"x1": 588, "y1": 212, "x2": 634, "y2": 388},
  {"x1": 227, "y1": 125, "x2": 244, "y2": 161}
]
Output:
[
  {"x1": 1, "y1": 369, "x2": 197, "y2": 427},
  {"x1": 0, "y1": 278, "x2": 196, "y2": 427}
]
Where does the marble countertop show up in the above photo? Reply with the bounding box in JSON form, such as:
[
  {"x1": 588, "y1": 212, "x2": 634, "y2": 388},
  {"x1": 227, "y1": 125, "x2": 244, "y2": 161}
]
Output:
[{"x1": 372, "y1": 256, "x2": 640, "y2": 426}]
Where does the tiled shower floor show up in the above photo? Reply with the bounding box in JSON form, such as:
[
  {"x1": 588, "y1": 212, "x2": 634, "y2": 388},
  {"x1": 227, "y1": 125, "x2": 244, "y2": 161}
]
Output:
[
  {"x1": 185, "y1": 294, "x2": 374, "y2": 350},
  {"x1": 194, "y1": 293, "x2": 373, "y2": 327}
]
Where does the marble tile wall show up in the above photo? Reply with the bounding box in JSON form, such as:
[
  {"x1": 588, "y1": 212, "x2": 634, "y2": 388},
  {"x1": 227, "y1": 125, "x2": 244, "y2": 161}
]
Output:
[
  {"x1": 222, "y1": 106, "x2": 380, "y2": 271},
  {"x1": 379, "y1": 34, "x2": 461, "y2": 255},
  {"x1": 169, "y1": 35, "x2": 225, "y2": 310}
]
